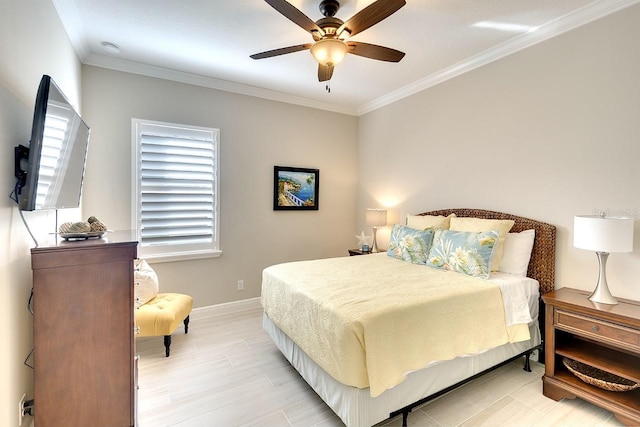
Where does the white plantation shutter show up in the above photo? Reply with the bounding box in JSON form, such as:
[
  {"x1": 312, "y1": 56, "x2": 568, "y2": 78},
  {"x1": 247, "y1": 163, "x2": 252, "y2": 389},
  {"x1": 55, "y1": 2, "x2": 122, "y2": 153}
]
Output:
[{"x1": 132, "y1": 119, "x2": 220, "y2": 261}]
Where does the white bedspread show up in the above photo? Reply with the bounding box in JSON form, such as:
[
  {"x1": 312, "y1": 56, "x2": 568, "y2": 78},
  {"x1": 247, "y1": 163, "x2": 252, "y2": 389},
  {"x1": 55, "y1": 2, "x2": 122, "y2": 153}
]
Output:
[{"x1": 261, "y1": 253, "x2": 536, "y2": 397}]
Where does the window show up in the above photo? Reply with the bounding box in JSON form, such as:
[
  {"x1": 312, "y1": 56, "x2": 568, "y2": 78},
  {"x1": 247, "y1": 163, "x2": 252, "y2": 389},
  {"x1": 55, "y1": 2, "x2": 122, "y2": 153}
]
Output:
[{"x1": 132, "y1": 119, "x2": 220, "y2": 262}]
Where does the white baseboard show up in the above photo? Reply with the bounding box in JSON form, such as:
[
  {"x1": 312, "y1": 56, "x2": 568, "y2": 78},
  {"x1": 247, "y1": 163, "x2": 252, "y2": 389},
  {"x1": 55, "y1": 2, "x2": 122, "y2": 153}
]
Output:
[{"x1": 190, "y1": 297, "x2": 261, "y2": 320}]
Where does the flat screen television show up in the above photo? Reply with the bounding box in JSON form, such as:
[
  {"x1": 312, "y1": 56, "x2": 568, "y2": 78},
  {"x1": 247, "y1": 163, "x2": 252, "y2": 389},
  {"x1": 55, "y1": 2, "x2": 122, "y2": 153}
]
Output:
[{"x1": 14, "y1": 75, "x2": 90, "y2": 211}]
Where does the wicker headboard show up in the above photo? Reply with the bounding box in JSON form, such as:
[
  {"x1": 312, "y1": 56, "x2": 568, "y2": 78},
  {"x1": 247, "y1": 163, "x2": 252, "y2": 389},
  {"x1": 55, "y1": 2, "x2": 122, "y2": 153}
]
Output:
[{"x1": 418, "y1": 209, "x2": 557, "y2": 295}]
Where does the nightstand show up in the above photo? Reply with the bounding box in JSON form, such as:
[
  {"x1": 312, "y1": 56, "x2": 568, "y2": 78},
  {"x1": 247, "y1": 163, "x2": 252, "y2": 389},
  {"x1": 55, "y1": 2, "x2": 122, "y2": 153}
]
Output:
[
  {"x1": 542, "y1": 287, "x2": 640, "y2": 426},
  {"x1": 348, "y1": 249, "x2": 372, "y2": 256}
]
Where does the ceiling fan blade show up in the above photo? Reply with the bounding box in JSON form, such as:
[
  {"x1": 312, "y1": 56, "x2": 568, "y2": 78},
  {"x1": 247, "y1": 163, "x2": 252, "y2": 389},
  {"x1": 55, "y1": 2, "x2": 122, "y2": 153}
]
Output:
[
  {"x1": 318, "y1": 64, "x2": 334, "y2": 82},
  {"x1": 250, "y1": 43, "x2": 313, "y2": 60},
  {"x1": 265, "y1": 0, "x2": 324, "y2": 36},
  {"x1": 347, "y1": 42, "x2": 405, "y2": 62},
  {"x1": 338, "y1": 0, "x2": 406, "y2": 37}
]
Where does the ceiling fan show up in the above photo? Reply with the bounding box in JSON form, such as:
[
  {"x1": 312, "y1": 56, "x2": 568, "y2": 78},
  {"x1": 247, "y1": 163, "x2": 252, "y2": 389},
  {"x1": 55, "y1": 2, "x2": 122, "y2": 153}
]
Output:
[{"x1": 250, "y1": 0, "x2": 406, "y2": 86}]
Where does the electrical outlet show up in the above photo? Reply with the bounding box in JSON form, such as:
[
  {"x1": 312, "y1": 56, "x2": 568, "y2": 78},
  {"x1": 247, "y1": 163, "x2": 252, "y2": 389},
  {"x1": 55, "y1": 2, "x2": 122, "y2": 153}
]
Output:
[
  {"x1": 18, "y1": 393, "x2": 26, "y2": 426},
  {"x1": 237, "y1": 280, "x2": 244, "y2": 291}
]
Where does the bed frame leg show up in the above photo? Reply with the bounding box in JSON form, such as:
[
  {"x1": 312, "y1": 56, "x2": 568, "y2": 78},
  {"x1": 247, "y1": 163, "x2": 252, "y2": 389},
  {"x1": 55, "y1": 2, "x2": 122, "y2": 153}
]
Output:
[
  {"x1": 523, "y1": 350, "x2": 532, "y2": 372},
  {"x1": 402, "y1": 408, "x2": 411, "y2": 427}
]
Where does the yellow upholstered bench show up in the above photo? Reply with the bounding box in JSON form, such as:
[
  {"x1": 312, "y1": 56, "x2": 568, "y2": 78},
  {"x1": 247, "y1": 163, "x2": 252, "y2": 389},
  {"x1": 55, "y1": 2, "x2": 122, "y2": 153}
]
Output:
[{"x1": 135, "y1": 293, "x2": 193, "y2": 357}]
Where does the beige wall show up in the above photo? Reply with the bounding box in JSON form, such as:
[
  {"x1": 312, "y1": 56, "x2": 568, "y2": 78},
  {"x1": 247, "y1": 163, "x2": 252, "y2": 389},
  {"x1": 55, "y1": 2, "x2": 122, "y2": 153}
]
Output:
[
  {"x1": 0, "y1": 0, "x2": 82, "y2": 425},
  {"x1": 81, "y1": 66, "x2": 359, "y2": 307},
  {"x1": 358, "y1": 5, "x2": 640, "y2": 301}
]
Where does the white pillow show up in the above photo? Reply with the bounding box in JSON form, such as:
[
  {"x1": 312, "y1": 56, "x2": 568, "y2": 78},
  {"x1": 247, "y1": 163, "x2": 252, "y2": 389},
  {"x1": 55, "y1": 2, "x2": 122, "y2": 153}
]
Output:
[
  {"x1": 134, "y1": 258, "x2": 159, "y2": 308},
  {"x1": 499, "y1": 229, "x2": 536, "y2": 276}
]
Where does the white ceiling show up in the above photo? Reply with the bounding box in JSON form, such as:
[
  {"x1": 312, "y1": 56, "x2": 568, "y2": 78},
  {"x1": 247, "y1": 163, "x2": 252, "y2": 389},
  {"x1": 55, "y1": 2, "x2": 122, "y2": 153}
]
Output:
[{"x1": 52, "y1": 0, "x2": 639, "y2": 115}]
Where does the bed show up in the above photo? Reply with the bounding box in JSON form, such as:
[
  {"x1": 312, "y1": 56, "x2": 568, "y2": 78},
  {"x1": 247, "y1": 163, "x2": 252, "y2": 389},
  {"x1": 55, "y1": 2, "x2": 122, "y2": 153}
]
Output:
[{"x1": 261, "y1": 209, "x2": 556, "y2": 426}]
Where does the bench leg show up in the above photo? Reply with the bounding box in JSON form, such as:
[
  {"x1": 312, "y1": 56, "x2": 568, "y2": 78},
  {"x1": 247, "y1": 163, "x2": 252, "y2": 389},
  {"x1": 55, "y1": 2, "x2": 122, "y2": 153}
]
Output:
[
  {"x1": 164, "y1": 335, "x2": 171, "y2": 357},
  {"x1": 161, "y1": 315, "x2": 190, "y2": 357}
]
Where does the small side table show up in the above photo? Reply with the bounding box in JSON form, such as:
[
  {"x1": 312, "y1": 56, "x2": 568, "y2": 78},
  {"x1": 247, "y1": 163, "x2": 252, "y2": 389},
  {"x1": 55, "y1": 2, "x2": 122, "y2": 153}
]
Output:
[
  {"x1": 348, "y1": 249, "x2": 373, "y2": 256},
  {"x1": 542, "y1": 287, "x2": 640, "y2": 426}
]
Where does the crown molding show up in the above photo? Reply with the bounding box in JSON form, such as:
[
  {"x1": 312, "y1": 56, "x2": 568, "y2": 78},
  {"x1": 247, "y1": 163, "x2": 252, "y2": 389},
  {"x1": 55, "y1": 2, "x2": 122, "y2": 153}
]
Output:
[
  {"x1": 82, "y1": 54, "x2": 359, "y2": 116},
  {"x1": 357, "y1": 0, "x2": 640, "y2": 115},
  {"x1": 72, "y1": 0, "x2": 639, "y2": 117},
  {"x1": 52, "y1": 0, "x2": 90, "y2": 58}
]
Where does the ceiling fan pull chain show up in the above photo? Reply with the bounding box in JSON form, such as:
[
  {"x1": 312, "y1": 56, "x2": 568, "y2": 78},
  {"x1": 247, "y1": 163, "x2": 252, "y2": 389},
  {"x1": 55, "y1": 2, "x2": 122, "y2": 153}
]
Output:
[{"x1": 326, "y1": 80, "x2": 331, "y2": 93}]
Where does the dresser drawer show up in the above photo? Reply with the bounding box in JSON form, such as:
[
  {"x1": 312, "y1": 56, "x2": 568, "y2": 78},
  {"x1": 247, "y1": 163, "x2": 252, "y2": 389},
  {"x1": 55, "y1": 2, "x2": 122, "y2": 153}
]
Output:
[{"x1": 555, "y1": 309, "x2": 640, "y2": 353}]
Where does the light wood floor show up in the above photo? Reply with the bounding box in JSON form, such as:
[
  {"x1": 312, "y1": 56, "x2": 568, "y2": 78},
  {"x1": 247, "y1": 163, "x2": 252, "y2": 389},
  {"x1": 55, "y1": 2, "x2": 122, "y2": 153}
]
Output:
[{"x1": 136, "y1": 300, "x2": 626, "y2": 427}]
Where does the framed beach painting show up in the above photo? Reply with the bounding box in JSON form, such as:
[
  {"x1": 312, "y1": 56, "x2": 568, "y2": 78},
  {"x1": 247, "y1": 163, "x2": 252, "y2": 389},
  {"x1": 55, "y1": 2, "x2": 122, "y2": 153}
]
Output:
[{"x1": 273, "y1": 166, "x2": 319, "y2": 211}]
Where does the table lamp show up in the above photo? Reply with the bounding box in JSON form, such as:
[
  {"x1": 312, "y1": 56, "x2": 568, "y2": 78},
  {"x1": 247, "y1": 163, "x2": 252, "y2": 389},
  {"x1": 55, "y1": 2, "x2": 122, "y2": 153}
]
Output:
[
  {"x1": 573, "y1": 214, "x2": 634, "y2": 305},
  {"x1": 365, "y1": 208, "x2": 387, "y2": 253}
]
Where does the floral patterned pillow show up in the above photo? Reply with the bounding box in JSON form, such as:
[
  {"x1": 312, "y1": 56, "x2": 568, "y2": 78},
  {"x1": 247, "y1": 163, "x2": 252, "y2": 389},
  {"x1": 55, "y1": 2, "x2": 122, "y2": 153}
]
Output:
[
  {"x1": 387, "y1": 224, "x2": 434, "y2": 265},
  {"x1": 427, "y1": 229, "x2": 499, "y2": 279}
]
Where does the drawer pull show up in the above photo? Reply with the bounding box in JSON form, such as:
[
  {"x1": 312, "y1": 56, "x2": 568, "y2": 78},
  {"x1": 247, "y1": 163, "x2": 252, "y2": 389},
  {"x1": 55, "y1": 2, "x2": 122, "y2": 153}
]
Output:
[{"x1": 592, "y1": 325, "x2": 600, "y2": 332}]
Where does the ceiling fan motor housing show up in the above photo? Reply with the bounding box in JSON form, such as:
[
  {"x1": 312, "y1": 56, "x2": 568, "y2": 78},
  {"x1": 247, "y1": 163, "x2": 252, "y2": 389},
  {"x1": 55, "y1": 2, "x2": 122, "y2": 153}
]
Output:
[
  {"x1": 319, "y1": 0, "x2": 340, "y2": 17},
  {"x1": 314, "y1": 17, "x2": 344, "y2": 39}
]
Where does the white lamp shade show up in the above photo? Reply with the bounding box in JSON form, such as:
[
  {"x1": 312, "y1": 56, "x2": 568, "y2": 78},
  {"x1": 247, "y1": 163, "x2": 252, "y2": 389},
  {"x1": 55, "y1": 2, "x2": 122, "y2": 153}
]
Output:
[
  {"x1": 365, "y1": 209, "x2": 387, "y2": 227},
  {"x1": 574, "y1": 215, "x2": 634, "y2": 253}
]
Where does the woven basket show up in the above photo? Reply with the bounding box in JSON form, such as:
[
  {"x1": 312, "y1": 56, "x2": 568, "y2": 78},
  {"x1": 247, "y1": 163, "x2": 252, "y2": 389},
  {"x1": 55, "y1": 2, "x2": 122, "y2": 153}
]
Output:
[{"x1": 563, "y1": 358, "x2": 639, "y2": 392}]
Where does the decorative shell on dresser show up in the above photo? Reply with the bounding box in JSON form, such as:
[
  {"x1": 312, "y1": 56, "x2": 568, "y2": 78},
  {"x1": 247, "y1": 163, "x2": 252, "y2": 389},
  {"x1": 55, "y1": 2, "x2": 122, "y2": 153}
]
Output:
[
  {"x1": 59, "y1": 217, "x2": 107, "y2": 240},
  {"x1": 58, "y1": 221, "x2": 91, "y2": 234},
  {"x1": 88, "y1": 216, "x2": 107, "y2": 232}
]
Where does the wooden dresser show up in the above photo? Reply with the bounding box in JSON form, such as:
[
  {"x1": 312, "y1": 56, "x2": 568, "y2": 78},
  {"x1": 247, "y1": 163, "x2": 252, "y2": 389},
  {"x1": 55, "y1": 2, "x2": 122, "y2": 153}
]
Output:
[
  {"x1": 542, "y1": 287, "x2": 640, "y2": 426},
  {"x1": 31, "y1": 231, "x2": 138, "y2": 427}
]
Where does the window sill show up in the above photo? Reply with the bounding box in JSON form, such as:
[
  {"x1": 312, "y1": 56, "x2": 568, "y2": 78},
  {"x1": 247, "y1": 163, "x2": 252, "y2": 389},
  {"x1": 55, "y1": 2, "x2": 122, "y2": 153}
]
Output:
[{"x1": 141, "y1": 249, "x2": 222, "y2": 264}]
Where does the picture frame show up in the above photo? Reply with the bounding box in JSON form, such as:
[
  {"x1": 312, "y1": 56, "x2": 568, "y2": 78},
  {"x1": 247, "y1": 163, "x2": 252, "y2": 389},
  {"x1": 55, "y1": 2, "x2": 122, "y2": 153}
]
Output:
[{"x1": 273, "y1": 166, "x2": 319, "y2": 211}]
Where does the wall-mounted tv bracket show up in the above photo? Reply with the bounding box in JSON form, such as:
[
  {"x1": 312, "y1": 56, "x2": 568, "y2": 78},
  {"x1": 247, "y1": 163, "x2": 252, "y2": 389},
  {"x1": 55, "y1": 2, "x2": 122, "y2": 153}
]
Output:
[{"x1": 14, "y1": 145, "x2": 29, "y2": 193}]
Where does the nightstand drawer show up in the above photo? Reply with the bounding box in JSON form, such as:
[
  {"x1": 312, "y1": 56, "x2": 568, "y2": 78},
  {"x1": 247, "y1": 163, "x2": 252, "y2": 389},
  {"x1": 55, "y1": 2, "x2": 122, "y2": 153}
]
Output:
[{"x1": 555, "y1": 309, "x2": 640, "y2": 352}]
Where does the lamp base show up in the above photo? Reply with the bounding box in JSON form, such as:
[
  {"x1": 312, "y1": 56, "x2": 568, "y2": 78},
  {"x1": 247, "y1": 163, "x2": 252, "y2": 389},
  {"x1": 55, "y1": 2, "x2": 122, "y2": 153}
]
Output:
[
  {"x1": 588, "y1": 252, "x2": 618, "y2": 305},
  {"x1": 371, "y1": 227, "x2": 380, "y2": 253}
]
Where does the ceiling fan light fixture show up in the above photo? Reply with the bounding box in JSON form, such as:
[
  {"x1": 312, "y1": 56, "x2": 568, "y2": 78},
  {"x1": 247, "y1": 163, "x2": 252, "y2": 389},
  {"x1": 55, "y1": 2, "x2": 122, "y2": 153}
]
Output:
[{"x1": 310, "y1": 38, "x2": 348, "y2": 66}]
